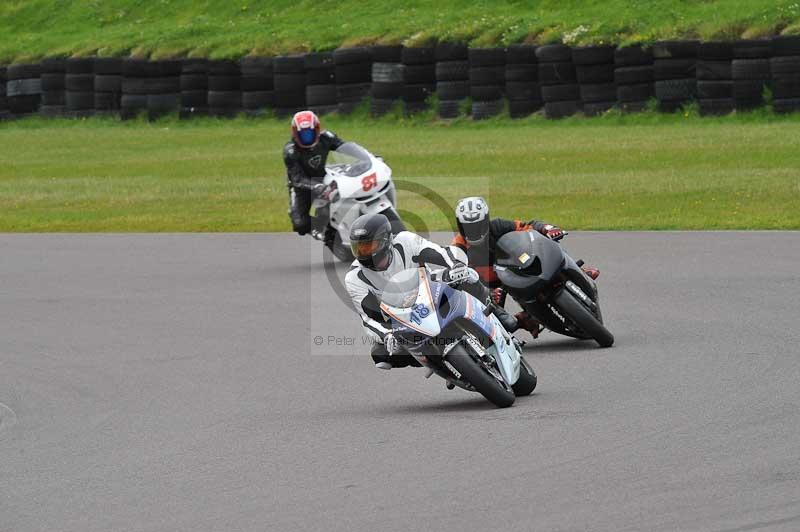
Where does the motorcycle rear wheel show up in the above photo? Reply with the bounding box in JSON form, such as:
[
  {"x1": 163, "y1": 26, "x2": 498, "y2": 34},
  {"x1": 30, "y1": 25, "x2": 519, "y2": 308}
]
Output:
[
  {"x1": 553, "y1": 289, "x2": 614, "y2": 347},
  {"x1": 445, "y1": 344, "x2": 515, "y2": 408}
]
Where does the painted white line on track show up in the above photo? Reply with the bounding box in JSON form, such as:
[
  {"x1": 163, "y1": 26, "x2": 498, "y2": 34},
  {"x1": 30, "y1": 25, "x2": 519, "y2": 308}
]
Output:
[{"x1": 0, "y1": 402, "x2": 18, "y2": 436}]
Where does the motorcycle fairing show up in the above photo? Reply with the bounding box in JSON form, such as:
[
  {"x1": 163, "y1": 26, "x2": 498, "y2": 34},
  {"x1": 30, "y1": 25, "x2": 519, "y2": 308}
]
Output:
[
  {"x1": 311, "y1": 142, "x2": 398, "y2": 247},
  {"x1": 381, "y1": 268, "x2": 521, "y2": 384}
]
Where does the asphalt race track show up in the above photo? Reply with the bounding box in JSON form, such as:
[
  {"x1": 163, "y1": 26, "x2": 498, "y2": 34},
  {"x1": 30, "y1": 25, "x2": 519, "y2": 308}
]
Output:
[{"x1": 2, "y1": 232, "x2": 799, "y2": 532}]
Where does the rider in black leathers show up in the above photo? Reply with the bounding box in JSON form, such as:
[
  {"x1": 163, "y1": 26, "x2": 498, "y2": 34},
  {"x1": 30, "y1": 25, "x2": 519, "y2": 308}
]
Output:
[{"x1": 283, "y1": 110, "x2": 344, "y2": 235}]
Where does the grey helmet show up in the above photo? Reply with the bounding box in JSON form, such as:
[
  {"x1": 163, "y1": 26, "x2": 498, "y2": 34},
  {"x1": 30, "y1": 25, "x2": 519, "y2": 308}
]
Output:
[{"x1": 455, "y1": 196, "x2": 490, "y2": 245}]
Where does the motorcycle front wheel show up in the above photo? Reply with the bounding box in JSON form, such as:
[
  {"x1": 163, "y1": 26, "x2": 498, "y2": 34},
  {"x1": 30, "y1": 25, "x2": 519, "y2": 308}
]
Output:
[
  {"x1": 328, "y1": 232, "x2": 354, "y2": 262},
  {"x1": 511, "y1": 356, "x2": 537, "y2": 396},
  {"x1": 553, "y1": 289, "x2": 614, "y2": 347},
  {"x1": 445, "y1": 344, "x2": 515, "y2": 408}
]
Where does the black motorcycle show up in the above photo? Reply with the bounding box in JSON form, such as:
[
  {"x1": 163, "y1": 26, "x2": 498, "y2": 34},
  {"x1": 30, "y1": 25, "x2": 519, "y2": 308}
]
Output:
[{"x1": 494, "y1": 231, "x2": 614, "y2": 347}]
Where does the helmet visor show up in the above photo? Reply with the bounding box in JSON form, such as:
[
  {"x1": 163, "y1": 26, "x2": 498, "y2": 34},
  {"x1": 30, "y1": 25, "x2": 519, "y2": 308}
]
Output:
[
  {"x1": 298, "y1": 128, "x2": 317, "y2": 146},
  {"x1": 462, "y1": 219, "x2": 489, "y2": 242},
  {"x1": 351, "y1": 239, "x2": 381, "y2": 259}
]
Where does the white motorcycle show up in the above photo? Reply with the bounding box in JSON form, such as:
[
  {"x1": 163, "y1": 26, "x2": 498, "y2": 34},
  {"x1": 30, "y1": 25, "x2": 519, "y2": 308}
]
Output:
[
  {"x1": 310, "y1": 142, "x2": 404, "y2": 262},
  {"x1": 380, "y1": 266, "x2": 537, "y2": 408}
]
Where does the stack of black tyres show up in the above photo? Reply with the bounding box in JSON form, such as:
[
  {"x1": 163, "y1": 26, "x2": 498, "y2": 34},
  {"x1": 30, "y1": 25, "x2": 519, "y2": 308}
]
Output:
[
  {"x1": 505, "y1": 44, "x2": 540, "y2": 118},
  {"x1": 537, "y1": 44, "x2": 579, "y2": 118},
  {"x1": 334, "y1": 47, "x2": 372, "y2": 114},
  {"x1": 435, "y1": 42, "x2": 469, "y2": 118},
  {"x1": 121, "y1": 59, "x2": 180, "y2": 120},
  {"x1": 65, "y1": 58, "x2": 95, "y2": 117},
  {"x1": 6, "y1": 63, "x2": 42, "y2": 118},
  {"x1": 731, "y1": 39, "x2": 772, "y2": 111},
  {"x1": 770, "y1": 36, "x2": 800, "y2": 114},
  {"x1": 0, "y1": 67, "x2": 7, "y2": 120},
  {"x1": 40, "y1": 58, "x2": 66, "y2": 117},
  {"x1": 653, "y1": 40, "x2": 698, "y2": 112},
  {"x1": 273, "y1": 55, "x2": 306, "y2": 117},
  {"x1": 180, "y1": 59, "x2": 208, "y2": 118},
  {"x1": 470, "y1": 47, "x2": 506, "y2": 119},
  {"x1": 208, "y1": 60, "x2": 241, "y2": 118},
  {"x1": 148, "y1": 61, "x2": 181, "y2": 119},
  {"x1": 371, "y1": 45, "x2": 404, "y2": 116},
  {"x1": 121, "y1": 59, "x2": 147, "y2": 118},
  {"x1": 94, "y1": 58, "x2": 123, "y2": 116},
  {"x1": 696, "y1": 42, "x2": 734, "y2": 116},
  {"x1": 615, "y1": 46, "x2": 654, "y2": 112},
  {"x1": 402, "y1": 46, "x2": 435, "y2": 115},
  {"x1": 574, "y1": 45, "x2": 617, "y2": 116},
  {"x1": 241, "y1": 57, "x2": 273, "y2": 116},
  {"x1": 304, "y1": 53, "x2": 336, "y2": 115}
]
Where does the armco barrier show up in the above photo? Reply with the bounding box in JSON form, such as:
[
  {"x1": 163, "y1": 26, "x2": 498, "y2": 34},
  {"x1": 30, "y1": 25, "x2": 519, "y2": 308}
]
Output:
[{"x1": 1, "y1": 36, "x2": 800, "y2": 122}]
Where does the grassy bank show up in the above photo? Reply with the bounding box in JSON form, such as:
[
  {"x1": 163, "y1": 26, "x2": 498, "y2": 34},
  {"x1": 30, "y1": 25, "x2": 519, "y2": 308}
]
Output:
[
  {"x1": 2, "y1": 0, "x2": 800, "y2": 62},
  {"x1": 1, "y1": 107, "x2": 799, "y2": 232}
]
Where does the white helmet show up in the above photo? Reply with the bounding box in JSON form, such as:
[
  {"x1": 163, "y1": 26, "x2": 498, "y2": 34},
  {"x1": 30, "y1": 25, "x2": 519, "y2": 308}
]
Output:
[{"x1": 455, "y1": 196, "x2": 490, "y2": 245}]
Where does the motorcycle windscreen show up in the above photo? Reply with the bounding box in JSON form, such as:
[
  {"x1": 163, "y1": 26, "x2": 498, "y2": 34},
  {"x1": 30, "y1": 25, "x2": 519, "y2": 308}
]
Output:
[
  {"x1": 325, "y1": 142, "x2": 373, "y2": 177},
  {"x1": 380, "y1": 268, "x2": 441, "y2": 337},
  {"x1": 495, "y1": 231, "x2": 564, "y2": 288}
]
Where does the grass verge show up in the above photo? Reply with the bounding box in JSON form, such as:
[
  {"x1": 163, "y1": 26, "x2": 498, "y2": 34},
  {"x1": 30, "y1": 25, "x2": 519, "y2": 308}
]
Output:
[
  {"x1": 1, "y1": 105, "x2": 799, "y2": 232},
  {"x1": 1, "y1": 0, "x2": 800, "y2": 61}
]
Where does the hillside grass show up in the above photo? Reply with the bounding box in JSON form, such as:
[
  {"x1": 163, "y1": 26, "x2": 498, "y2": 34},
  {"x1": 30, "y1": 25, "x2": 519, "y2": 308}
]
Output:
[
  {"x1": 2, "y1": 0, "x2": 800, "y2": 62},
  {"x1": 1, "y1": 105, "x2": 799, "y2": 232}
]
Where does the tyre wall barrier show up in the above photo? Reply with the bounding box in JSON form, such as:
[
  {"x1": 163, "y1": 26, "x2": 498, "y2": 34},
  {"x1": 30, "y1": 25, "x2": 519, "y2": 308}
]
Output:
[
  {"x1": 40, "y1": 57, "x2": 66, "y2": 117},
  {"x1": 6, "y1": 63, "x2": 41, "y2": 117},
  {"x1": 402, "y1": 46, "x2": 435, "y2": 115},
  {"x1": 615, "y1": 45, "x2": 653, "y2": 113},
  {"x1": 1, "y1": 36, "x2": 799, "y2": 123},
  {"x1": 180, "y1": 58, "x2": 208, "y2": 118},
  {"x1": 94, "y1": 57, "x2": 123, "y2": 115},
  {"x1": 66, "y1": 57, "x2": 95, "y2": 117},
  {"x1": 574, "y1": 45, "x2": 616, "y2": 117},
  {"x1": 273, "y1": 54, "x2": 305, "y2": 117},
  {"x1": 537, "y1": 44, "x2": 580, "y2": 119},
  {"x1": 208, "y1": 59, "x2": 241, "y2": 118},
  {"x1": 371, "y1": 45, "x2": 403, "y2": 116},
  {"x1": 334, "y1": 47, "x2": 372, "y2": 115},
  {"x1": 435, "y1": 42, "x2": 469, "y2": 118},
  {"x1": 470, "y1": 47, "x2": 506, "y2": 119},
  {"x1": 0, "y1": 67, "x2": 8, "y2": 120},
  {"x1": 304, "y1": 52, "x2": 334, "y2": 116},
  {"x1": 506, "y1": 44, "x2": 541, "y2": 119}
]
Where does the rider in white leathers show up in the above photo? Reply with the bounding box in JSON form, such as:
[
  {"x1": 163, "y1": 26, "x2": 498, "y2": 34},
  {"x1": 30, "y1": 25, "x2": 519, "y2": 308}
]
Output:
[{"x1": 344, "y1": 213, "x2": 518, "y2": 370}]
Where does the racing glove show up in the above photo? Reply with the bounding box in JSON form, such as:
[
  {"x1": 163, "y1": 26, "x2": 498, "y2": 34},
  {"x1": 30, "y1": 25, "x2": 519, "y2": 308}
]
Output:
[
  {"x1": 313, "y1": 183, "x2": 337, "y2": 202},
  {"x1": 491, "y1": 287, "x2": 504, "y2": 305},
  {"x1": 441, "y1": 262, "x2": 471, "y2": 284},
  {"x1": 542, "y1": 224, "x2": 565, "y2": 241}
]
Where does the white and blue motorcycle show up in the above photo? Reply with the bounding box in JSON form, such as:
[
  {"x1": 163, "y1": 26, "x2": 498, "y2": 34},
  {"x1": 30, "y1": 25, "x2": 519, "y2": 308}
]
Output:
[{"x1": 380, "y1": 266, "x2": 537, "y2": 408}]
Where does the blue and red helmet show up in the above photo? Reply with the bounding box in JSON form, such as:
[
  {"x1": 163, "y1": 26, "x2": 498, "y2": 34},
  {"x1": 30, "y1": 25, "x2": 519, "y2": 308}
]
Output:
[{"x1": 291, "y1": 110, "x2": 321, "y2": 148}]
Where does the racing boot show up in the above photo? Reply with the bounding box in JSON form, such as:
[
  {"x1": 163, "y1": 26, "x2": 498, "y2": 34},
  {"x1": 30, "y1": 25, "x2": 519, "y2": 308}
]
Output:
[
  {"x1": 461, "y1": 280, "x2": 518, "y2": 332},
  {"x1": 370, "y1": 343, "x2": 421, "y2": 370},
  {"x1": 371, "y1": 343, "x2": 393, "y2": 370},
  {"x1": 462, "y1": 281, "x2": 519, "y2": 333},
  {"x1": 491, "y1": 303, "x2": 518, "y2": 333},
  {"x1": 515, "y1": 311, "x2": 543, "y2": 338},
  {"x1": 576, "y1": 259, "x2": 600, "y2": 280},
  {"x1": 581, "y1": 265, "x2": 600, "y2": 280}
]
